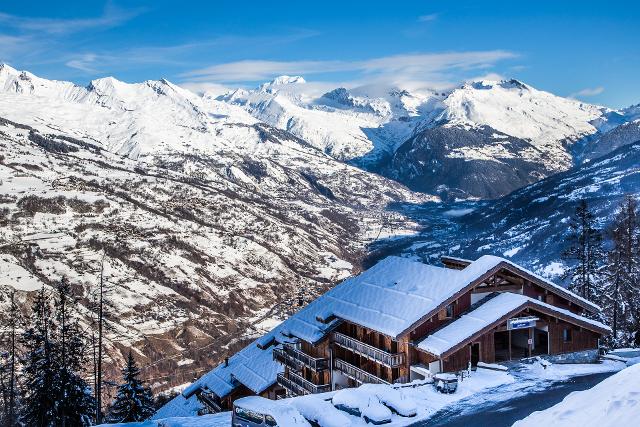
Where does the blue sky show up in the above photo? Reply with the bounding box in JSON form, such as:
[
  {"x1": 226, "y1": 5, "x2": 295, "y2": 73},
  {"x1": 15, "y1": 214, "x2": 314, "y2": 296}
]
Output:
[{"x1": 0, "y1": 1, "x2": 638, "y2": 107}]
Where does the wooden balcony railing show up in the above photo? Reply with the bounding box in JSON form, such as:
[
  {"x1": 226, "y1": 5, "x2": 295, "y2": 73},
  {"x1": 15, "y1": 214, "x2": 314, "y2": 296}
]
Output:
[
  {"x1": 283, "y1": 343, "x2": 329, "y2": 371},
  {"x1": 333, "y1": 358, "x2": 390, "y2": 385},
  {"x1": 273, "y1": 347, "x2": 303, "y2": 371},
  {"x1": 196, "y1": 391, "x2": 223, "y2": 413},
  {"x1": 276, "y1": 371, "x2": 331, "y2": 396},
  {"x1": 332, "y1": 332, "x2": 405, "y2": 367}
]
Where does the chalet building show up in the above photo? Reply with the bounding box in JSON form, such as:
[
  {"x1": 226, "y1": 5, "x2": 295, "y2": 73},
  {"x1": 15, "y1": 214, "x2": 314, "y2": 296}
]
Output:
[{"x1": 155, "y1": 255, "x2": 610, "y2": 418}]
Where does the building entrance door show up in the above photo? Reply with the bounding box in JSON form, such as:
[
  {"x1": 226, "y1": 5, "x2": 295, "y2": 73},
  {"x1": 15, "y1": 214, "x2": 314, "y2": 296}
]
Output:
[{"x1": 470, "y1": 343, "x2": 480, "y2": 367}]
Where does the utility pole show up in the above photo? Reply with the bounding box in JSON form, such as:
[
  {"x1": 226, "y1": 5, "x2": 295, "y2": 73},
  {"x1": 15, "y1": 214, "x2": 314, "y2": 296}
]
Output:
[{"x1": 96, "y1": 251, "x2": 106, "y2": 424}]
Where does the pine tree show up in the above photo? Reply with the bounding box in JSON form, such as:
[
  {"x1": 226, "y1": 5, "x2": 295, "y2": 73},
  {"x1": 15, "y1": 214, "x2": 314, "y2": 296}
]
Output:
[
  {"x1": 52, "y1": 278, "x2": 95, "y2": 427},
  {"x1": 0, "y1": 291, "x2": 21, "y2": 427},
  {"x1": 20, "y1": 286, "x2": 57, "y2": 426},
  {"x1": 107, "y1": 351, "x2": 154, "y2": 423},
  {"x1": 603, "y1": 196, "x2": 640, "y2": 346},
  {"x1": 562, "y1": 199, "x2": 605, "y2": 303}
]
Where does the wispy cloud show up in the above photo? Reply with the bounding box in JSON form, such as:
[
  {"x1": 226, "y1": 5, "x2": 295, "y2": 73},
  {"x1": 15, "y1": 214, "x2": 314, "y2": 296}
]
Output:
[
  {"x1": 58, "y1": 29, "x2": 321, "y2": 77},
  {"x1": 181, "y1": 50, "x2": 517, "y2": 86},
  {"x1": 0, "y1": 4, "x2": 143, "y2": 35},
  {"x1": 570, "y1": 86, "x2": 605, "y2": 98},
  {"x1": 65, "y1": 53, "x2": 102, "y2": 73},
  {"x1": 417, "y1": 13, "x2": 438, "y2": 22}
]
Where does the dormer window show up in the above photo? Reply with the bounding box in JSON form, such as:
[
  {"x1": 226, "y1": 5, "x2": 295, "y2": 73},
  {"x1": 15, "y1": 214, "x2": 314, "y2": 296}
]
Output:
[{"x1": 445, "y1": 303, "x2": 454, "y2": 319}]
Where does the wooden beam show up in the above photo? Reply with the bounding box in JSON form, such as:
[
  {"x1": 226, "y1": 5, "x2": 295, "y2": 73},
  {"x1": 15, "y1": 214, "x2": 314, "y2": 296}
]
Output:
[{"x1": 472, "y1": 284, "x2": 523, "y2": 293}]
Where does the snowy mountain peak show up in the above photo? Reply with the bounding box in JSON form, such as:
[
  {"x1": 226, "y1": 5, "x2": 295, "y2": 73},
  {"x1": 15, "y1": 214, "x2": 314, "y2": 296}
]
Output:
[
  {"x1": 0, "y1": 63, "x2": 19, "y2": 76},
  {"x1": 260, "y1": 75, "x2": 306, "y2": 90},
  {"x1": 271, "y1": 75, "x2": 306, "y2": 85}
]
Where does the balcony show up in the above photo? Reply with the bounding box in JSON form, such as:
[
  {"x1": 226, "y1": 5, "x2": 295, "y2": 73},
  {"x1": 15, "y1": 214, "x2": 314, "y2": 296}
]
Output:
[
  {"x1": 273, "y1": 343, "x2": 329, "y2": 371},
  {"x1": 196, "y1": 391, "x2": 223, "y2": 413},
  {"x1": 273, "y1": 347, "x2": 303, "y2": 371},
  {"x1": 276, "y1": 371, "x2": 331, "y2": 396},
  {"x1": 333, "y1": 358, "x2": 390, "y2": 385},
  {"x1": 332, "y1": 332, "x2": 405, "y2": 368}
]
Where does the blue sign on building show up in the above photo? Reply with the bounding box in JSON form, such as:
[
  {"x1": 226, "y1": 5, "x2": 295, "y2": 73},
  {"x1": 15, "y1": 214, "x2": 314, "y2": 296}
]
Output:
[{"x1": 508, "y1": 317, "x2": 538, "y2": 330}]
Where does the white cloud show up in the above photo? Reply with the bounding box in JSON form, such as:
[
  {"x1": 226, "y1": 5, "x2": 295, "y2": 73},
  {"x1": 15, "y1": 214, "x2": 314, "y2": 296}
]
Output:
[
  {"x1": 418, "y1": 14, "x2": 438, "y2": 22},
  {"x1": 181, "y1": 50, "x2": 517, "y2": 86},
  {"x1": 65, "y1": 53, "x2": 101, "y2": 73},
  {"x1": 569, "y1": 86, "x2": 605, "y2": 98},
  {"x1": 0, "y1": 4, "x2": 143, "y2": 35}
]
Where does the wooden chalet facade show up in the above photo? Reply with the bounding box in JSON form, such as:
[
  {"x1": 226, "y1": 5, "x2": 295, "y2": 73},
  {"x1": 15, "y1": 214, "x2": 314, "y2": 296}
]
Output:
[
  {"x1": 273, "y1": 255, "x2": 610, "y2": 396},
  {"x1": 163, "y1": 255, "x2": 610, "y2": 417}
]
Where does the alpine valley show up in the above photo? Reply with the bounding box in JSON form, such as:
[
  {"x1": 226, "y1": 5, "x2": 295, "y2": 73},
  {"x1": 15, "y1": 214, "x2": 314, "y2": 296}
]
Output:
[{"x1": 0, "y1": 63, "x2": 638, "y2": 393}]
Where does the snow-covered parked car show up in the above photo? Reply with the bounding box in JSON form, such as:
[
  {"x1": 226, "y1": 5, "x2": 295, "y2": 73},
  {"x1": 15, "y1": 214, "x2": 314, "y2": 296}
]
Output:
[
  {"x1": 290, "y1": 396, "x2": 352, "y2": 427},
  {"x1": 360, "y1": 384, "x2": 417, "y2": 417},
  {"x1": 232, "y1": 396, "x2": 310, "y2": 427},
  {"x1": 332, "y1": 388, "x2": 392, "y2": 424},
  {"x1": 434, "y1": 373, "x2": 458, "y2": 394}
]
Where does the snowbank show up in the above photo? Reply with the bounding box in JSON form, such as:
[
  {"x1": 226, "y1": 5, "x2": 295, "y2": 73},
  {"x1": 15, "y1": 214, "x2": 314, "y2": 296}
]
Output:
[
  {"x1": 97, "y1": 412, "x2": 230, "y2": 427},
  {"x1": 513, "y1": 363, "x2": 640, "y2": 427}
]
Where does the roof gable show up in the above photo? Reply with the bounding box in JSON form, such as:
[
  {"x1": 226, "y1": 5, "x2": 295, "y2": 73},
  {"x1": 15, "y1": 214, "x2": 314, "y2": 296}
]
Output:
[{"x1": 417, "y1": 292, "x2": 610, "y2": 358}]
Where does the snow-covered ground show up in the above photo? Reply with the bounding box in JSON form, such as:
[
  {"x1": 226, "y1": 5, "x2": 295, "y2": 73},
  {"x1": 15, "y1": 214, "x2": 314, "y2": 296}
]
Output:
[
  {"x1": 137, "y1": 360, "x2": 627, "y2": 427},
  {"x1": 97, "y1": 412, "x2": 230, "y2": 427},
  {"x1": 512, "y1": 362, "x2": 640, "y2": 427}
]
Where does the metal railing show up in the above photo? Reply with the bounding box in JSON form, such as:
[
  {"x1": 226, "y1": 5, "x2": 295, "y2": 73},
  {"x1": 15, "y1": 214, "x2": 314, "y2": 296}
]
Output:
[
  {"x1": 273, "y1": 345, "x2": 329, "y2": 372},
  {"x1": 282, "y1": 343, "x2": 329, "y2": 371},
  {"x1": 333, "y1": 358, "x2": 390, "y2": 385},
  {"x1": 276, "y1": 371, "x2": 331, "y2": 396},
  {"x1": 273, "y1": 347, "x2": 304, "y2": 371},
  {"x1": 332, "y1": 332, "x2": 405, "y2": 367},
  {"x1": 196, "y1": 391, "x2": 223, "y2": 413}
]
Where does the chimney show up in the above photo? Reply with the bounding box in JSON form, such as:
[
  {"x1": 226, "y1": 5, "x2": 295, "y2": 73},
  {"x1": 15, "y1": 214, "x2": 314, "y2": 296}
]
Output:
[{"x1": 224, "y1": 357, "x2": 229, "y2": 367}]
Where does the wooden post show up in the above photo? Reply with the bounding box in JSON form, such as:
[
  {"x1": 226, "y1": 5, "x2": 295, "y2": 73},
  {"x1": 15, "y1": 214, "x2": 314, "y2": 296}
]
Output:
[
  {"x1": 508, "y1": 329, "x2": 512, "y2": 361},
  {"x1": 528, "y1": 327, "x2": 533, "y2": 358}
]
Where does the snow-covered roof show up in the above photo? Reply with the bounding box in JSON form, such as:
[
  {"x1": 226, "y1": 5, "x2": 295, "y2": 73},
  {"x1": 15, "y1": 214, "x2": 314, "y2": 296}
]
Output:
[
  {"x1": 491, "y1": 257, "x2": 601, "y2": 313},
  {"x1": 180, "y1": 322, "x2": 295, "y2": 401},
  {"x1": 417, "y1": 293, "x2": 610, "y2": 357},
  {"x1": 441, "y1": 256, "x2": 600, "y2": 313},
  {"x1": 283, "y1": 254, "x2": 599, "y2": 341}
]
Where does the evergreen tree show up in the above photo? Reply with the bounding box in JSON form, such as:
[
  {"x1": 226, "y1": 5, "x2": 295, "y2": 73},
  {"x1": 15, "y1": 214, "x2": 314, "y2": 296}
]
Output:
[
  {"x1": 603, "y1": 196, "x2": 640, "y2": 346},
  {"x1": 108, "y1": 351, "x2": 154, "y2": 423},
  {"x1": 562, "y1": 199, "x2": 605, "y2": 303},
  {"x1": 52, "y1": 278, "x2": 95, "y2": 427},
  {"x1": 0, "y1": 291, "x2": 21, "y2": 427},
  {"x1": 20, "y1": 287, "x2": 57, "y2": 426}
]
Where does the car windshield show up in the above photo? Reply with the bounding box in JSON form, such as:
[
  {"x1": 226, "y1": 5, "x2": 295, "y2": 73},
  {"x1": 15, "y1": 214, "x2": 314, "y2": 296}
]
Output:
[
  {"x1": 235, "y1": 406, "x2": 264, "y2": 424},
  {"x1": 265, "y1": 414, "x2": 277, "y2": 426}
]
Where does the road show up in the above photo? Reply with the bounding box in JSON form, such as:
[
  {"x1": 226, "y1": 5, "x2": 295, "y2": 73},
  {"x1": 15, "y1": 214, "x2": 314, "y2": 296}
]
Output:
[{"x1": 411, "y1": 372, "x2": 614, "y2": 427}]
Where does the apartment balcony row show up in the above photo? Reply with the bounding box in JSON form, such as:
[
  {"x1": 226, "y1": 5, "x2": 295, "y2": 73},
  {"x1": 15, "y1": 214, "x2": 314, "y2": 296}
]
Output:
[
  {"x1": 273, "y1": 343, "x2": 329, "y2": 372},
  {"x1": 333, "y1": 358, "x2": 390, "y2": 385},
  {"x1": 276, "y1": 371, "x2": 331, "y2": 396},
  {"x1": 332, "y1": 332, "x2": 405, "y2": 368}
]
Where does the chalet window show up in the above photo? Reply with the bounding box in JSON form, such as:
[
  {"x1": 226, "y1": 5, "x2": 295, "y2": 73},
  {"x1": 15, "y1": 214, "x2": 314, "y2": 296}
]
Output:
[
  {"x1": 563, "y1": 328, "x2": 572, "y2": 342},
  {"x1": 445, "y1": 303, "x2": 454, "y2": 318}
]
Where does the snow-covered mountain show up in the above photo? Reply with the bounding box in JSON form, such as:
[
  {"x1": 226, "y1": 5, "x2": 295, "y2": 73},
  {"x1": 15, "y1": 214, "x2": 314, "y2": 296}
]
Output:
[
  {"x1": 0, "y1": 64, "x2": 433, "y2": 393},
  {"x1": 0, "y1": 63, "x2": 638, "y2": 394},
  {"x1": 0, "y1": 113, "x2": 428, "y2": 391},
  {"x1": 214, "y1": 76, "x2": 432, "y2": 164},
  {"x1": 1, "y1": 63, "x2": 637, "y2": 199},
  {"x1": 216, "y1": 75, "x2": 637, "y2": 198},
  {"x1": 383, "y1": 139, "x2": 640, "y2": 277}
]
